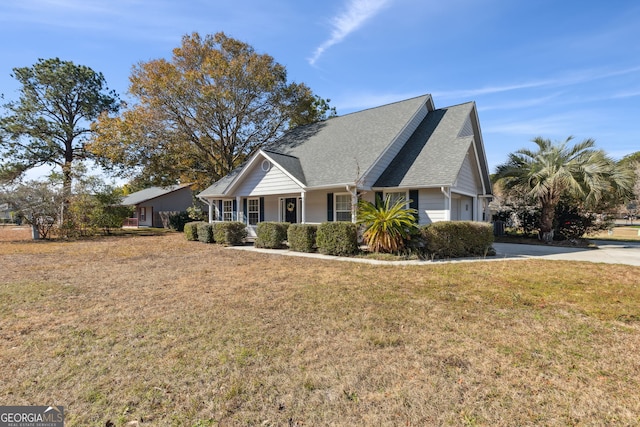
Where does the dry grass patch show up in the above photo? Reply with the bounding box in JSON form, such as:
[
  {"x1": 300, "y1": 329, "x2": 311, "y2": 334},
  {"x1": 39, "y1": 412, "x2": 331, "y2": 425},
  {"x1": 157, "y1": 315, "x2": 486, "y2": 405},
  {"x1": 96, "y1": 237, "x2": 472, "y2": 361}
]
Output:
[
  {"x1": 588, "y1": 226, "x2": 640, "y2": 241},
  {"x1": 1, "y1": 232, "x2": 639, "y2": 426}
]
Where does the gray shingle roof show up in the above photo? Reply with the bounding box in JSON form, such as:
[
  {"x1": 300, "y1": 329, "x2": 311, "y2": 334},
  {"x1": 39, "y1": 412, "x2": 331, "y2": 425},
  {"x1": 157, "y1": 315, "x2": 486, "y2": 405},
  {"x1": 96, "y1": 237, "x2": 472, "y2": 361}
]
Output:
[
  {"x1": 121, "y1": 184, "x2": 192, "y2": 206},
  {"x1": 198, "y1": 94, "x2": 492, "y2": 199},
  {"x1": 374, "y1": 102, "x2": 476, "y2": 188},
  {"x1": 263, "y1": 150, "x2": 306, "y2": 185},
  {"x1": 262, "y1": 94, "x2": 431, "y2": 187},
  {"x1": 198, "y1": 94, "x2": 431, "y2": 197}
]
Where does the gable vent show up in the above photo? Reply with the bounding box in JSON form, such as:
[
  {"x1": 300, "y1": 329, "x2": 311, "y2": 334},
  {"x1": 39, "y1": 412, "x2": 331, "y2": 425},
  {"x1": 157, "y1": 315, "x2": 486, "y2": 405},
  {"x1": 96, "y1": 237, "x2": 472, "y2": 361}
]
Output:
[{"x1": 458, "y1": 116, "x2": 474, "y2": 138}]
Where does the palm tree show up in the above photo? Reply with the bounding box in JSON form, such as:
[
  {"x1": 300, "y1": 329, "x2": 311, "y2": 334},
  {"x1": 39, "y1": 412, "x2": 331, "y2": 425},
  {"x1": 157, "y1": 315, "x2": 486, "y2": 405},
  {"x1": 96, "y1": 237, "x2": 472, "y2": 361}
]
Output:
[
  {"x1": 494, "y1": 136, "x2": 634, "y2": 242},
  {"x1": 357, "y1": 195, "x2": 418, "y2": 253}
]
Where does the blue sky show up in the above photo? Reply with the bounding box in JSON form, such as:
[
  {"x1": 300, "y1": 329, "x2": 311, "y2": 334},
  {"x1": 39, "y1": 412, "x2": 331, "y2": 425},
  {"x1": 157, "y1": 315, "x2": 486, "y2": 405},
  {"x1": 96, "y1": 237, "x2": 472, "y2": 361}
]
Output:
[{"x1": 1, "y1": 0, "x2": 639, "y2": 177}]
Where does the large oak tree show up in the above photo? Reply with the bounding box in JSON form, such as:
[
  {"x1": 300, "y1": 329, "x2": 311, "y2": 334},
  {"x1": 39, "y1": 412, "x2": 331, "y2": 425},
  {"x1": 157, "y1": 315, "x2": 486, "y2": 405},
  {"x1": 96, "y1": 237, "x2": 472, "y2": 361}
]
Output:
[
  {"x1": 91, "y1": 32, "x2": 335, "y2": 190},
  {"x1": 0, "y1": 58, "x2": 120, "y2": 221}
]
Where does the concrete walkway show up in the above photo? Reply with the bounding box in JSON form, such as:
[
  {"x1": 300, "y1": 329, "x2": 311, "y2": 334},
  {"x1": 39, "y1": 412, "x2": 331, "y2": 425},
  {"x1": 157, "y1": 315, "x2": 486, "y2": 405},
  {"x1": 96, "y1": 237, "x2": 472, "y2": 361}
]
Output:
[{"x1": 230, "y1": 240, "x2": 640, "y2": 267}]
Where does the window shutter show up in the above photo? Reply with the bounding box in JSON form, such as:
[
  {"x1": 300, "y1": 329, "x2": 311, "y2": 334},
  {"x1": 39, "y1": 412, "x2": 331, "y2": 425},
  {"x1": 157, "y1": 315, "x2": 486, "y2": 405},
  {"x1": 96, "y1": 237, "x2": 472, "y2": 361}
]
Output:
[
  {"x1": 217, "y1": 200, "x2": 222, "y2": 221},
  {"x1": 375, "y1": 191, "x2": 384, "y2": 206},
  {"x1": 327, "y1": 193, "x2": 334, "y2": 221},
  {"x1": 243, "y1": 199, "x2": 247, "y2": 224},
  {"x1": 409, "y1": 189, "x2": 419, "y2": 222},
  {"x1": 232, "y1": 199, "x2": 237, "y2": 221},
  {"x1": 259, "y1": 197, "x2": 265, "y2": 222}
]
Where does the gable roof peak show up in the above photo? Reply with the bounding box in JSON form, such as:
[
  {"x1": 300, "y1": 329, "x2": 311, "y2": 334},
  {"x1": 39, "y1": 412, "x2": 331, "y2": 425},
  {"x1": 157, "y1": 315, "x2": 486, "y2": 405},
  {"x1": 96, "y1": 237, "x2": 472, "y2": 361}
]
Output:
[{"x1": 337, "y1": 93, "x2": 433, "y2": 118}]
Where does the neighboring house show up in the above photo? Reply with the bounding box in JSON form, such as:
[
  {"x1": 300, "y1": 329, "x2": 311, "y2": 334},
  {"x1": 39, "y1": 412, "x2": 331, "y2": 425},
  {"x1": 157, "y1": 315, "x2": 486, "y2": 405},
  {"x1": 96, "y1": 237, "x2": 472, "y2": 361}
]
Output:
[
  {"x1": 1, "y1": 202, "x2": 17, "y2": 223},
  {"x1": 197, "y1": 94, "x2": 493, "y2": 239},
  {"x1": 121, "y1": 184, "x2": 194, "y2": 227}
]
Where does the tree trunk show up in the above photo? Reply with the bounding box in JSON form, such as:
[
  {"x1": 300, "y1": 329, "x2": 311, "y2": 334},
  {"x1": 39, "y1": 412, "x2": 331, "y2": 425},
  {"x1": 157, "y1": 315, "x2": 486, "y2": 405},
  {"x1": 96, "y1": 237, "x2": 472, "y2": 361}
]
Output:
[
  {"x1": 61, "y1": 159, "x2": 73, "y2": 226},
  {"x1": 539, "y1": 201, "x2": 555, "y2": 243}
]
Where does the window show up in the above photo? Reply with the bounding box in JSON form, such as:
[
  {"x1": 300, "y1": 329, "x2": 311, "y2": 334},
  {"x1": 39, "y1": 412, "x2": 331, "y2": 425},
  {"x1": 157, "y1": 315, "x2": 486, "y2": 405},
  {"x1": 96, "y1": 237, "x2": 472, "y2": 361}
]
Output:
[
  {"x1": 139, "y1": 207, "x2": 146, "y2": 221},
  {"x1": 247, "y1": 198, "x2": 259, "y2": 225},
  {"x1": 385, "y1": 191, "x2": 408, "y2": 207},
  {"x1": 223, "y1": 200, "x2": 233, "y2": 221},
  {"x1": 335, "y1": 194, "x2": 352, "y2": 222}
]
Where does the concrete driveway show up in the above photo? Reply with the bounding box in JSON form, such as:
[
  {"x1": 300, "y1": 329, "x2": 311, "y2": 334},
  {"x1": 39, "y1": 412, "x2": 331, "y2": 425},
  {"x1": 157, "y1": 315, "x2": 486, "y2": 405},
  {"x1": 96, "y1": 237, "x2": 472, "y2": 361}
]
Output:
[{"x1": 493, "y1": 241, "x2": 640, "y2": 266}]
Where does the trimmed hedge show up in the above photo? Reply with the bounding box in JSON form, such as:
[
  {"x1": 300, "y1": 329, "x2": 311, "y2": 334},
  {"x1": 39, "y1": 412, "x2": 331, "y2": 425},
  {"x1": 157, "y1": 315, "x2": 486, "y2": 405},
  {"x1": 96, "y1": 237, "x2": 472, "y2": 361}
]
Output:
[
  {"x1": 316, "y1": 222, "x2": 359, "y2": 256},
  {"x1": 197, "y1": 222, "x2": 215, "y2": 243},
  {"x1": 213, "y1": 221, "x2": 248, "y2": 246},
  {"x1": 421, "y1": 221, "x2": 494, "y2": 259},
  {"x1": 184, "y1": 221, "x2": 204, "y2": 241},
  {"x1": 288, "y1": 224, "x2": 317, "y2": 253},
  {"x1": 254, "y1": 222, "x2": 289, "y2": 249}
]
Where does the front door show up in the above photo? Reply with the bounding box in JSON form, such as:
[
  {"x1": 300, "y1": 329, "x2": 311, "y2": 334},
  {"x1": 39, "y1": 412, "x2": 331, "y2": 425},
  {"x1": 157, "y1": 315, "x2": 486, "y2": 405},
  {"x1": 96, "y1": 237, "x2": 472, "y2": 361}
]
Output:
[{"x1": 285, "y1": 198, "x2": 297, "y2": 223}]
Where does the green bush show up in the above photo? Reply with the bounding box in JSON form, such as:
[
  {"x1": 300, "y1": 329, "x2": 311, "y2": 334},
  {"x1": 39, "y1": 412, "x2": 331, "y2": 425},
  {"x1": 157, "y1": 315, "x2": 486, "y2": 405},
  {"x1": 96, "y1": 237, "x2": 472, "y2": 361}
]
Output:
[
  {"x1": 213, "y1": 221, "x2": 247, "y2": 246},
  {"x1": 184, "y1": 221, "x2": 203, "y2": 241},
  {"x1": 421, "y1": 221, "x2": 494, "y2": 259},
  {"x1": 197, "y1": 222, "x2": 215, "y2": 243},
  {"x1": 316, "y1": 222, "x2": 359, "y2": 256},
  {"x1": 254, "y1": 222, "x2": 289, "y2": 249},
  {"x1": 554, "y1": 199, "x2": 610, "y2": 241},
  {"x1": 168, "y1": 211, "x2": 191, "y2": 231},
  {"x1": 288, "y1": 224, "x2": 317, "y2": 252}
]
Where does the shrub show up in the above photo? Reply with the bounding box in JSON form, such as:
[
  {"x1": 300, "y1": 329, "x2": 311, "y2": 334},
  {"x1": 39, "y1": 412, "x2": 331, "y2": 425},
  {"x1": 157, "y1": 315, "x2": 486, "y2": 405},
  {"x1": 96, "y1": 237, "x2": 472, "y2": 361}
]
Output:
[
  {"x1": 421, "y1": 221, "x2": 494, "y2": 259},
  {"x1": 316, "y1": 222, "x2": 359, "y2": 256},
  {"x1": 184, "y1": 221, "x2": 203, "y2": 241},
  {"x1": 288, "y1": 224, "x2": 317, "y2": 252},
  {"x1": 254, "y1": 222, "x2": 289, "y2": 249},
  {"x1": 554, "y1": 201, "x2": 610, "y2": 241},
  {"x1": 213, "y1": 221, "x2": 247, "y2": 246},
  {"x1": 197, "y1": 222, "x2": 215, "y2": 243},
  {"x1": 167, "y1": 211, "x2": 191, "y2": 231}
]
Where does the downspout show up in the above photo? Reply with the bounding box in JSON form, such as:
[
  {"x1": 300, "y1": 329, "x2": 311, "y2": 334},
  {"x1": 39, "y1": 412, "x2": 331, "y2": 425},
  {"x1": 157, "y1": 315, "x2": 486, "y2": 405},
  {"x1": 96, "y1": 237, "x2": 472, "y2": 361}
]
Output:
[{"x1": 441, "y1": 186, "x2": 451, "y2": 221}]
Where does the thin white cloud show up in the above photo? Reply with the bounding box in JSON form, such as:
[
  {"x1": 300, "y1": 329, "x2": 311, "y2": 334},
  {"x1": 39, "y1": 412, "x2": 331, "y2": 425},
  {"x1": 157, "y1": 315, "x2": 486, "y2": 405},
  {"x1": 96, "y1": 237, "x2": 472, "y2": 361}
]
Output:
[
  {"x1": 478, "y1": 93, "x2": 564, "y2": 112},
  {"x1": 611, "y1": 89, "x2": 640, "y2": 99},
  {"x1": 435, "y1": 65, "x2": 640, "y2": 100},
  {"x1": 309, "y1": 0, "x2": 391, "y2": 66}
]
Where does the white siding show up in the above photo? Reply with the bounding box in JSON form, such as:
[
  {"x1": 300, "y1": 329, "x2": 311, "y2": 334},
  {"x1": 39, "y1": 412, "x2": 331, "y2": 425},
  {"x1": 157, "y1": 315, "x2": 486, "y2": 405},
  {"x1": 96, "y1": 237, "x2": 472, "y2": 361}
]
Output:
[
  {"x1": 235, "y1": 162, "x2": 302, "y2": 196},
  {"x1": 304, "y1": 191, "x2": 329, "y2": 223},
  {"x1": 362, "y1": 103, "x2": 429, "y2": 187},
  {"x1": 451, "y1": 195, "x2": 473, "y2": 220},
  {"x1": 419, "y1": 188, "x2": 446, "y2": 225},
  {"x1": 263, "y1": 197, "x2": 280, "y2": 222},
  {"x1": 453, "y1": 147, "x2": 481, "y2": 195}
]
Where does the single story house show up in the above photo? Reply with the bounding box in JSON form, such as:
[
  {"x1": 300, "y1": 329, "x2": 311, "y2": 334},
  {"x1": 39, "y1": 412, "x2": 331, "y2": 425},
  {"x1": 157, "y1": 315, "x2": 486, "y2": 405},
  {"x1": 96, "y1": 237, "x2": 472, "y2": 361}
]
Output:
[
  {"x1": 197, "y1": 94, "x2": 492, "y2": 239},
  {"x1": 1, "y1": 202, "x2": 17, "y2": 223},
  {"x1": 121, "y1": 184, "x2": 194, "y2": 227}
]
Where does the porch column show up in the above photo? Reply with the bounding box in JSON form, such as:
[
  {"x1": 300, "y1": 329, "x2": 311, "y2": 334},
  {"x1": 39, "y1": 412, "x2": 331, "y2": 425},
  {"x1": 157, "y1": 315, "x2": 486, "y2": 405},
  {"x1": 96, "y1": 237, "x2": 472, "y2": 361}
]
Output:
[
  {"x1": 473, "y1": 196, "x2": 478, "y2": 221},
  {"x1": 441, "y1": 187, "x2": 451, "y2": 221},
  {"x1": 347, "y1": 185, "x2": 358, "y2": 223},
  {"x1": 236, "y1": 196, "x2": 242, "y2": 223},
  {"x1": 300, "y1": 191, "x2": 306, "y2": 224},
  {"x1": 207, "y1": 199, "x2": 214, "y2": 223}
]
